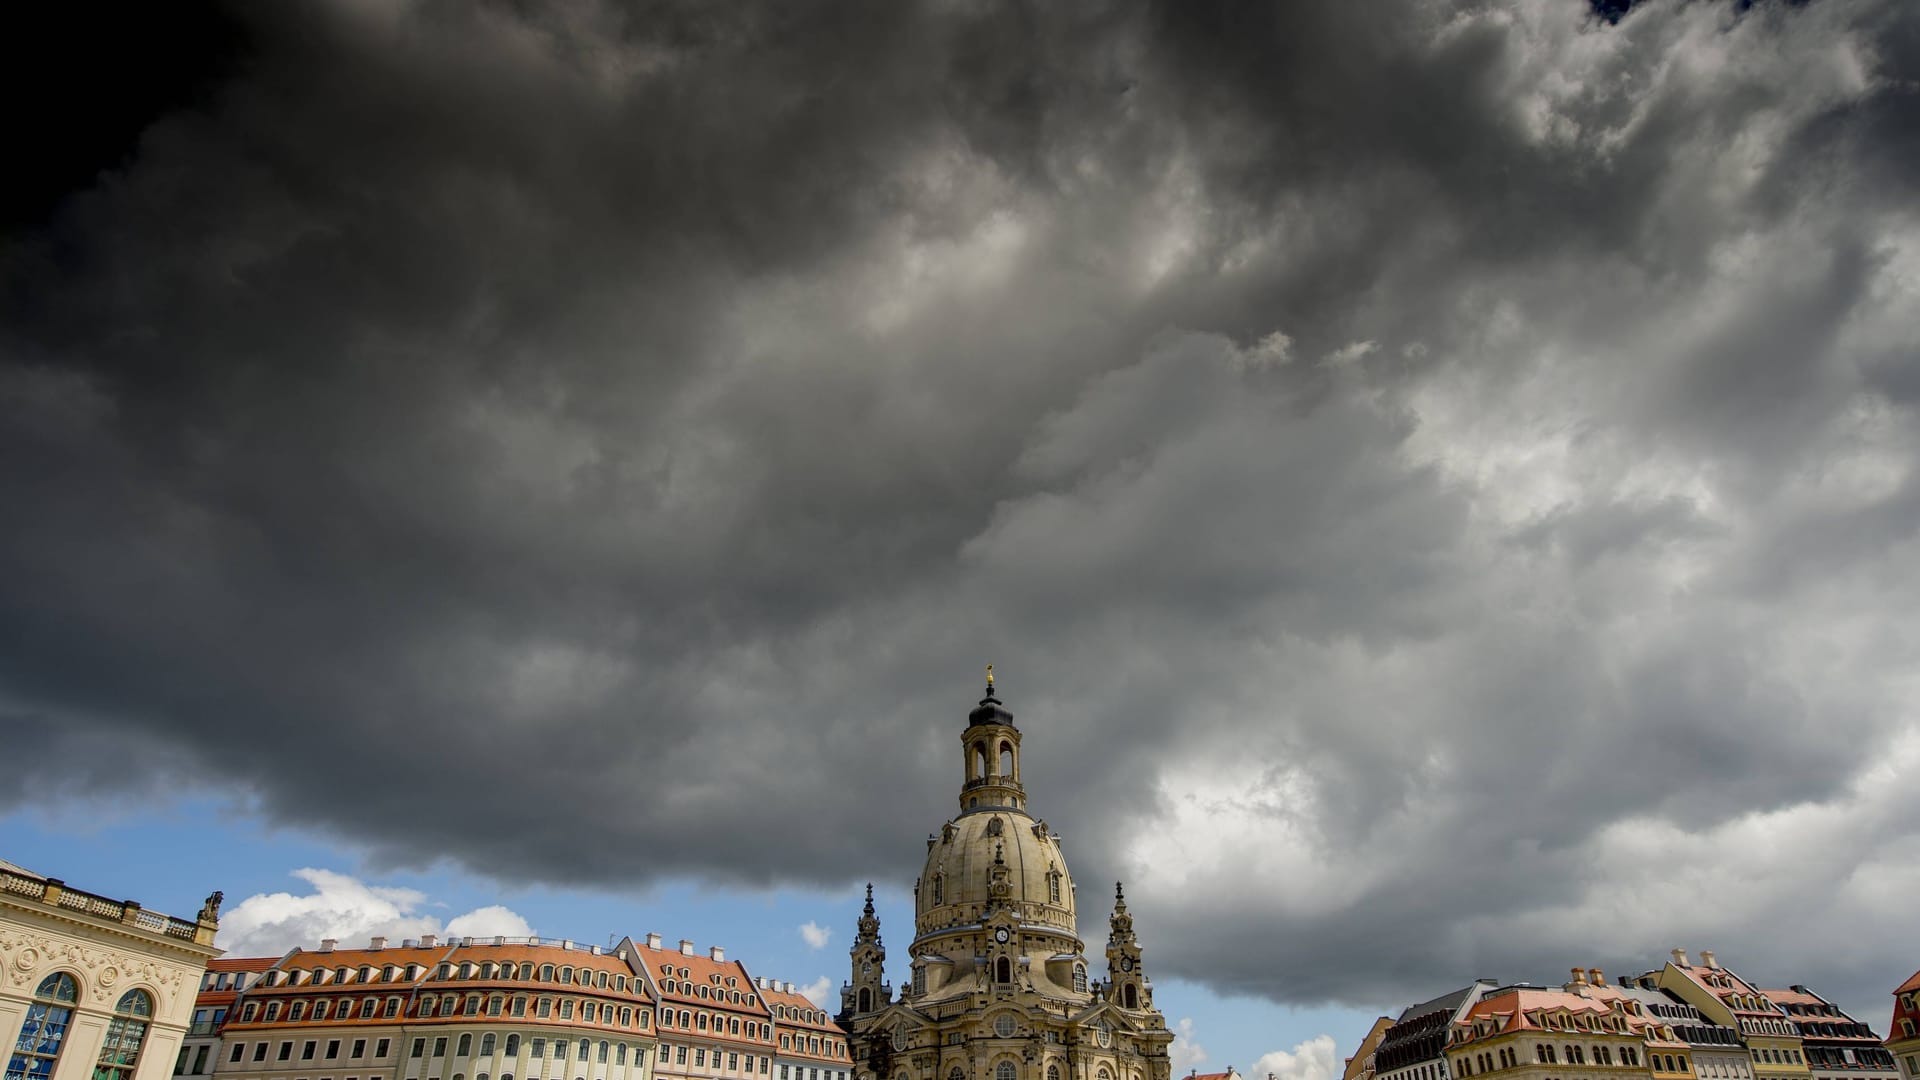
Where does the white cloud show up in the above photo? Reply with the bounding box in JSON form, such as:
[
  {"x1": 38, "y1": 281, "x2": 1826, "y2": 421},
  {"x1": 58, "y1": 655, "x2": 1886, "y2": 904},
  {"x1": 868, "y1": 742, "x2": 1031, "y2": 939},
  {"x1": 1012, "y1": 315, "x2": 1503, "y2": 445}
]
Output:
[
  {"x1": 447, "y1": 905, "x2": 536, "y2": 941},
  {"x1": 799, "y1": 921, "x2": 832, "y2": 950},
  {"x1": 797, "y1": 975, "x2": 834, "y2": 1010},
  {"x1": 1251, "y1": 1036, "x2": 1340, "y2": 1080},
  {"x1": 1170, "y1": 1017, "x2": 1209, "y2": 1077},
  {"x1": 217, "y1": 869, "x2": 535, "y2": 957}
]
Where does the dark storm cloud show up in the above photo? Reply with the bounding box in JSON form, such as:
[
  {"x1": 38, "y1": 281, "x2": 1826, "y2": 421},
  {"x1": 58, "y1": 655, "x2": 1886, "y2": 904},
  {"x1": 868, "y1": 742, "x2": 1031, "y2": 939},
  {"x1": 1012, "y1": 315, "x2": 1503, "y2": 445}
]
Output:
[{"x1": 4, "y1": 0, "x2": 1919, "y2": 1028}]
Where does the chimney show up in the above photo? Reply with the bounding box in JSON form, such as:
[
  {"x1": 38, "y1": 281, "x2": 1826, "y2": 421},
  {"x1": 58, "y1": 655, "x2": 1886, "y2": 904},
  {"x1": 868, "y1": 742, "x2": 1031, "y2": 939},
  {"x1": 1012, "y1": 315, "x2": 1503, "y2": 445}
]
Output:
[
  {"x1": 1590, "y1": 968, "x2": 1606, "y2": 987},
  {"x1": 710, "y1": 946, "x2": 726, "y2": 962},
  {"x1": 679, "y1": 939, "x2": 695, "y2": 957},
  {"x1": 785, "y1": 981, "x2": 794, "y2": 993},
  {"x1": 646, "y1": 933, "x2": 663, "y2": 949},
  {"x1": 1571, "y1": 967, "x2": 1590, "y2": 988},
  {"x1": 420, "y1": 934, "x2": 437, "y2": 948},
  {"x1": 319, "y1": 938, "x2": 337, "y2": 952},
  {"x1": 1701, "y1": 951, "x2": 1718, "y2": 970},
  {"x1": 370, "y1": 936, "x2": 387, "y2": 950},
  {"x1": 1671, "y1": 948, "x2": 1689, "y2": 966}
]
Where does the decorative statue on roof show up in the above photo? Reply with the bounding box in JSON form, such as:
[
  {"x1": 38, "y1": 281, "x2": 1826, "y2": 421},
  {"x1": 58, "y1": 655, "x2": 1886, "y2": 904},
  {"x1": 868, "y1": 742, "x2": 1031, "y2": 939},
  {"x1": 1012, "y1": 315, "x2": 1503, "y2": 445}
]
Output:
[{"x1": 198, "y1": 890, "x2": 224, "y2": 924}]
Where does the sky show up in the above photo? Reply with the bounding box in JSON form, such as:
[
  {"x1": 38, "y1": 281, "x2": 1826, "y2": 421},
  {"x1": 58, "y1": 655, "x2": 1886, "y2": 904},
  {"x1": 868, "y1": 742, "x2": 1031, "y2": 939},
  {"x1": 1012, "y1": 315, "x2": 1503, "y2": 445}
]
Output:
[{"x1": 3, "y1": 0, "x2": 1918, "y2": 1077}]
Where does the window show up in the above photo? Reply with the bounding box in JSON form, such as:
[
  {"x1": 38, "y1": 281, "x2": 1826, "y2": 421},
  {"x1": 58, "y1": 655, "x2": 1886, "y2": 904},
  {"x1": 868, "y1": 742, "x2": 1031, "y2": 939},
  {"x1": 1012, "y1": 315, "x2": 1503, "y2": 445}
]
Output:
[
  {"x1": 697, "y1": 1050, "x2": 707, "y2": 1067},
  {"x1": 505, "y1": 1036, "x2": 519, "y2": 1056},
  {"x1": 488, "y1": 998, "x2": 503, "y2": 1018},
  {"x1": 378, "y1": 1041, "x2": 391, "y2": 1060},
  {"x1": 1047, "y1": 1067, "x2": 1060, "y2": 1080},
  {"x1": 676, "y1": 1048, "x2": 687, "y2": 1065},
  {"x1": 538, "y1": 998, "x2": 552, "y2": 1018},
  {"x1": 243, "y1": 1003, "x2": 259, "y2": 1022},
  {"x1": 281, "y1": 1043, "x2": 296, "y2": 1062},
  {"x1": 481, "y1": 1036, "x2": 496, "y2": 1057},
  {"x1": 697, "y1": 1013, "x2": 707, "y2": 1031},
  {"x1": 458, "y1": 1036, "x2": 472, "y2": 1058},
  {"x1": 513, "y1": 998, "x2": 527, "y2": 1018},
  {"x1": 434, "y1": 1039, "x2": 448, "y2": 1058},
  {"x1": 532, "y1": 1040, "x2": 546, "y2": 1058},
  {"x1": 599, "y1": 1044, "x2": 610, "y2": 1065},
  {"x1": 12, "y1": 972, "x2": 80, "y2": 1080},
  {"x1": 292, "y1": 1002, "x2": 308, "y2": 1022},
  {"x1": 305, "y1": 1042, "x2": 319, "y2": 1061},
  {"x1": 464, "y1": 996, "x2": 480, "y2": 1016},
  {"x1": 557, "y1": 1041, "x2": 569, "y2": 1062},
  {"x1": 387, "y1": 999, "x2": 402, "y2": 1019},
  {"x1": 583, "y1": 1003, "x2": 597, "y2": 1024},
  {"x1": 997, "y1": 1064, "x2": 1017, "y2": 1080},
  {"x1": 414, "y1": 1041, "x2": 427, "y2": 1060},
  {"x1": 314, "y1": 999, "x2": 332, "y2": 1021},
  {"x1": 422, "y1": 998, "x2": 438, "y2": 1018},
  {"x1": 267, "y1": 1003, "x2": 284, "y2": 1022}
]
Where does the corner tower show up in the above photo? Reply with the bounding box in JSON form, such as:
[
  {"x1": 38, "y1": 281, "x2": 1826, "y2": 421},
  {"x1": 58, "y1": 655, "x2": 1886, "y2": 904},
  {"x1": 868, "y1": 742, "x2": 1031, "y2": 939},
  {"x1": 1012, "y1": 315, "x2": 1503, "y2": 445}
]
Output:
[{"x1": 842, "y1": 669, "x2": 1173, "y2": 1080}]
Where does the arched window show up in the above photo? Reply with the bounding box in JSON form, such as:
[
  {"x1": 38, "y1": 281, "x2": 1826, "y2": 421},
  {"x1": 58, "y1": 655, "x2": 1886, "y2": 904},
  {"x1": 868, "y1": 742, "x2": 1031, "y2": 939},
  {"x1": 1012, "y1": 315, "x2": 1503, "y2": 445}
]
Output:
[
  {"x1": 12, "y1": 972, "x2": 80, "y2": 1080},
  {"x1": 541, "y1": 965, "x2": 555, "y2": 982},
  {"x1": 1123, "y1": 984, "x2": 1138, "y2": 1010},
  {"x1": 506, "y1": 1035, "x2": 521, "y2": 1056},
  {"x1": 599, "y1": 1042, "x2": 610, "y2": 1064},
  {"x1": 1047, "y1": 1067, "x2": 1061, "y2": 1080},
  {"x1": 973, "y1": 744, "x2": 988, "y2": 779},
  {"x1": 97, "y1": 989, "x2": 154, "y2": 1080},
  {"x1": 289, "y1": 1001, "x2": 306, "y2": 1021},
  {"x1": 1097, "y1": 1069, "x2": 1112, "y2": 1080},
  {"x1": 458, "y1": 1034, "x2": 473, "y2": 1057},
  {"x1": 698, "y1": 1013, "x2": 709, "y2": 1030},
  {"x1": 996, "y1": 957, "x2": 1012, "y2": 983},
  {"x1": 997, "y1": 1064, "x2": 1017, "y2": 1080},
  {"x1": 482, "y1": 1034, "x2": 497, "y2": 1056},
  {"x1": 730, "y1": 1018, "x2": 740, "y2": 1035},
  {"x1": 999, "y1": 741, "x2": 1015, "y2": 776},
  {"x1": 1073, "y1": 965, "x2": 1088, "y2": 994},
  {"x1": 859, "y1": 988, "x2": 872, "y2": 1013}
]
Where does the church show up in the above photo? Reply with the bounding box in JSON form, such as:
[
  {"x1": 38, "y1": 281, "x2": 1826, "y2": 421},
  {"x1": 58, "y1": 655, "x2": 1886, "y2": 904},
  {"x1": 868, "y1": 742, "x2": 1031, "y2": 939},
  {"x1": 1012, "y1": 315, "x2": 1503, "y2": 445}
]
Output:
[{"x1": 834, "y1": 672, "x2": 1175, "y2": 1080}]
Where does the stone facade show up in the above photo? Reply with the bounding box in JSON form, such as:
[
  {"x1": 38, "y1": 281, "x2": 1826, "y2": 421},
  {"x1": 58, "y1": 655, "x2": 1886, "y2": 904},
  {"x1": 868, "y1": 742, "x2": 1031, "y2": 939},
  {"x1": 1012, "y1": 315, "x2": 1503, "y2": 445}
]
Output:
[
  {"x1": 837, "y1": 677, "x2": 1175, "y2": 1080},
  {"x1": 1, "y1": 861, "x2": 222, "y2": 1080}
]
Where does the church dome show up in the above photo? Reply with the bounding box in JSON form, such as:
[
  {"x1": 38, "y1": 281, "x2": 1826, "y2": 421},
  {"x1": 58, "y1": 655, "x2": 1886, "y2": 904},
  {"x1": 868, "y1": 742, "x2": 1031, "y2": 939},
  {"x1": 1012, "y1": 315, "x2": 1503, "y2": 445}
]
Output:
[{"x1": 915, "y1": 806, "x2": 1076, "y2": 938}]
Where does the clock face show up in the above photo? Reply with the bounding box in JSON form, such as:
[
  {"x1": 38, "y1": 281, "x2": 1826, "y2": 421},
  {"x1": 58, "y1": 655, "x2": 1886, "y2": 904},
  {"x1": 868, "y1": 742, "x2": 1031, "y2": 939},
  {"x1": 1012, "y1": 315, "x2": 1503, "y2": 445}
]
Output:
[
  {"x1": 1121, "y1": 957, "x2": 1135, "y2": 972},
  {"x1": 994, "y1": 928, "x2": 1010, "y2": 943},
  {"x1": 862, "y1": 962, "x2": 873, "y2": 976}
]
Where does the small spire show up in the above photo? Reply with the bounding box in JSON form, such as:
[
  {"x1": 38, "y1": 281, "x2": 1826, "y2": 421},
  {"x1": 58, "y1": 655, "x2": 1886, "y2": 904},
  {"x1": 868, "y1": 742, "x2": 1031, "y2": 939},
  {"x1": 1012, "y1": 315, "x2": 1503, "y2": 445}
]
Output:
[
  {"x1": 863, "y1": 883, "x2": 875, "y2": 914},
  {"x1": 986, "y1": 662, "x2": 994, "y2": 688},
  {"x1": 1115, "y1": 881, "x2": 1124, "y2": 901}
]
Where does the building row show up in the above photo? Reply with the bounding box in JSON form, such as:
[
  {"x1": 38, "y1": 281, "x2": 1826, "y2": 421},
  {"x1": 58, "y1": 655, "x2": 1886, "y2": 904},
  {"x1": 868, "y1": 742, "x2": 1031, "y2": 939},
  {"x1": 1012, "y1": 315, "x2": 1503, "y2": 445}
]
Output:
[
  {"x1": 2, "y1": 859, "x2": 851, "y2": 1080},
  {"x1": 1346, "y1": 950, "x2": 1918, "y2": 1080}
]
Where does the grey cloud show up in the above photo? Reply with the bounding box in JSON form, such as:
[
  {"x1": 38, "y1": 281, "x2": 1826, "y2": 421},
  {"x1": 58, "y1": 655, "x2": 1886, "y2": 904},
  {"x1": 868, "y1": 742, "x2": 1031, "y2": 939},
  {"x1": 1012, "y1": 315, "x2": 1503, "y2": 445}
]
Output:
[{"x1": 4, "y1": 0, "x2": 1919, "y2": 1032}]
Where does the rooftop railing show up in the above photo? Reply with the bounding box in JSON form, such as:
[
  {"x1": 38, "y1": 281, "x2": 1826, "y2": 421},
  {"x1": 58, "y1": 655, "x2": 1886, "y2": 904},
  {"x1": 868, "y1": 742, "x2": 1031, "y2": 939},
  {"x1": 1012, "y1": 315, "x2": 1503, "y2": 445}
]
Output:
[{"x1": 1, "y1": 869, "x2": 204, "y2": 941}]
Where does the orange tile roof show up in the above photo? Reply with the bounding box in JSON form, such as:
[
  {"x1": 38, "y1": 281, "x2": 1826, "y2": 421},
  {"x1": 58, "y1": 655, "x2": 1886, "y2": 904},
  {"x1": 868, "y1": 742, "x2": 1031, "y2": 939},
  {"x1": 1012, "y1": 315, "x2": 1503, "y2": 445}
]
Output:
[
  {"x1": 629, "y1": 941, "x2": 770, "y2": 1017},
  {"x1": 1895, "y1": 972, "x2": 1920, "y2": 996},
  {"x1": 208, "y1": 957, "x2": 278, "y2": 972},
  {"x1": 757, "y1": 983, "x2": 842, "y2": 1035},
  {"x1": 1453, "y1": 989, "x2": 1649, "y2": 1047}
]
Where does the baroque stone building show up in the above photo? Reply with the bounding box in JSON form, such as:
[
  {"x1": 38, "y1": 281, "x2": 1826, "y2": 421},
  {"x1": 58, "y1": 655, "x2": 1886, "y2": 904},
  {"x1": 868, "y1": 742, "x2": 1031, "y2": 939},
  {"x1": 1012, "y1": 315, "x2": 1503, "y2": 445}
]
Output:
[
  {"x1": 1, "y1": 859, "x2": 223, "y2": 1080},
  {"x1": 835, "y1": 674, "x2": 1174, "y2": 1080}
]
